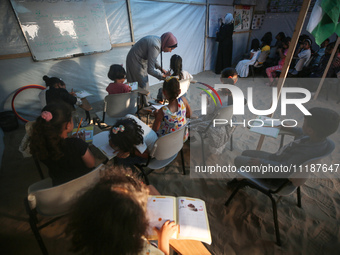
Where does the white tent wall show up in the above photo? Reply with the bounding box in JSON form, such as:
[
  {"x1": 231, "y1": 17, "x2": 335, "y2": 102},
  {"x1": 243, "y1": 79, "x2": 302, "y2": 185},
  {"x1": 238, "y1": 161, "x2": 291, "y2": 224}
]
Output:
[
  {"x1": 0, "y1": 0, "x2": 332, "y2": 121},
  {"x1": 0, "y1": 0, "x2": 205, "y2": 121}
]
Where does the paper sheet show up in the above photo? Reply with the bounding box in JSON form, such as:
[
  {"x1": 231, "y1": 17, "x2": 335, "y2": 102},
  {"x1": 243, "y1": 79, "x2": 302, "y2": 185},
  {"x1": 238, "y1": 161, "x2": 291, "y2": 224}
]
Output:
[
  {"x1": 92, "y1": 131, "x2": 116, "y2": 159},
  {"x1": 75, "y1": 90, "x2": 93, "y2": 98}
]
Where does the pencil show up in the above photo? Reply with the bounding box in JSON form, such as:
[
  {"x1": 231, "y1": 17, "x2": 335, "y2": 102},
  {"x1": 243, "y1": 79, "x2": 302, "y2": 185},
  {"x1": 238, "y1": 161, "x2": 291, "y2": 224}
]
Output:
[{"x1": 76, "y1": 117, "x2": 83, "y2": 134}]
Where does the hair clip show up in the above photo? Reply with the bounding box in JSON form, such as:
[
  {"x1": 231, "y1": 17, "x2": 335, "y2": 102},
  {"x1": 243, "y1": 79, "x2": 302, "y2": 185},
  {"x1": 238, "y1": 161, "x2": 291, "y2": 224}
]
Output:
[
  {"x1": 165, "y1": 76, "x2": 179, "y2": 82},
  {"x1": 112, "y1": 125, "x2": 125, "y2": 134},
  {"x1": 41, "y1": 111, "x2": 53, "y2": 122}
]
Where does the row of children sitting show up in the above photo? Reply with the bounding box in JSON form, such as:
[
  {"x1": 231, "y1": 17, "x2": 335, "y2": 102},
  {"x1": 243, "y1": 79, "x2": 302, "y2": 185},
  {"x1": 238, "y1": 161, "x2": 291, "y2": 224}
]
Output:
[{"x1": 29, "y1": 75, "x2": 192, "y2": 186}]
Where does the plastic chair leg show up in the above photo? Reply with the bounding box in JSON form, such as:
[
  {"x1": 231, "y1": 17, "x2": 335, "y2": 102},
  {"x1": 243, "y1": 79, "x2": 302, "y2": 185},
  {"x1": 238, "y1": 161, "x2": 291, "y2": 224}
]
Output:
[
  {"x1": 24, "y1": 198, "x2": 49, "y2": 255},
  {"x1": 199, "y1": 133, "x2": 206, "y2": 167},
  {"x1": 180, "y1": 149, "x2": 185, "y2": 175},
  {"x1": 297, "y1": 186, "x2": 302, "y2": 208},
  {"x1": 135, "y1": 165, "x2": 150, "y2": 185},
  {"x1": 225, "y1": 182, "x2": 245, "y2": 207},
  {"x1": 34, "y1": 158, "x2": 44, "y2": 180},
  {"x1": 269, "y1": 195, "x2": 281, "y2": 246}
]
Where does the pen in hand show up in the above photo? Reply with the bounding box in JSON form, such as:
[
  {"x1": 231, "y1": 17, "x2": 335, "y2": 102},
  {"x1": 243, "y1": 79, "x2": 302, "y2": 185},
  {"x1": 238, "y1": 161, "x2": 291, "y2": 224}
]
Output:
[{"x1": 76, "y1": 117, "x2": 83, "y2": 135}]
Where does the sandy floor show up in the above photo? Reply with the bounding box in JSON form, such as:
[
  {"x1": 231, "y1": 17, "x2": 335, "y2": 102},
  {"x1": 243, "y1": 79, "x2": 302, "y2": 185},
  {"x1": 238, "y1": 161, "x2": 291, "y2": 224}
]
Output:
[{"x1": 1, "y1": 71, "x2": 340, "y2": 254}]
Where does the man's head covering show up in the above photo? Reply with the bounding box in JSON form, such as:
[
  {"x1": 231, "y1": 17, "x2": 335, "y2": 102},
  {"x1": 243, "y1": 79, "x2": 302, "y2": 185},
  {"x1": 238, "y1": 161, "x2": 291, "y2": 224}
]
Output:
[
  {"x1": 224, "y1": 13, "x2": 234, "y2": 24},
  {"x1": 161, "y1": 32, "x2": 178, "y2": 50}
]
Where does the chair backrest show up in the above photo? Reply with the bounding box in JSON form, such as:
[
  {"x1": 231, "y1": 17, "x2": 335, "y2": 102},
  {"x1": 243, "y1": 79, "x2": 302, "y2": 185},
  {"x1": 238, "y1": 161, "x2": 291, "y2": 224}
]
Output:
[
  {"x1": 204, "y1": 105, "x2": 233, "y2": 133},
  {"x1": 27, "y1": 164, "x2": 104, "y2": 217},
  {"x1": 178, "y1": 79, "x2": 191, "y2": 98},
  {"x1": 104, "y1": 92, "x2": 138, "y2": 118},
  {"x1": 249, "y1": 50, "x2": 261, "y2": 65},
  {"x1": 150, "y1": 125, "x2": 187, "y2": 160},
  {"x1": 256, "y1": 50, "x2": 270, "y2": 64},
  {"x1": 279, "y1": 139, "x2": 335, "y2": 195}
]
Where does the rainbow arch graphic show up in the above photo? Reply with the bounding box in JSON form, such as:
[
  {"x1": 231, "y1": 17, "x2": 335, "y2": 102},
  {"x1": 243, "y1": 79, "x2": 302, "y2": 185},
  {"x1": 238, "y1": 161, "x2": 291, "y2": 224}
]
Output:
[{"x1": 197, "y1": 82, "x2": 223, "y2": 107}]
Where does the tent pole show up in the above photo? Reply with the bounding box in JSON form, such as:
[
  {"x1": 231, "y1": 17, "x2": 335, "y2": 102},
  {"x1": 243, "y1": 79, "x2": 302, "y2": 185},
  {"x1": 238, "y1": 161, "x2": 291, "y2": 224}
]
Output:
[
  {"x1": 203, "y1": 1, "x2": 209, "y2": 70},
  {"x1": 256, "y1": 0, "x2": 312, "y2": 151},
  {"x1": 126, "y1": 0, "x2": 135, "y2": 43},
  {"x1": 313, "y1": 37, "x2": 340, "y2": 100}
]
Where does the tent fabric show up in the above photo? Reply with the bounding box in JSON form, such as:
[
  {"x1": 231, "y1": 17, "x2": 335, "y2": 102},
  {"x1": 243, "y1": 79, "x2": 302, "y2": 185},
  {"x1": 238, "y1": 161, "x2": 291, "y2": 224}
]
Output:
[{"x1": 0, "y1": 0, "x2": 205, "y2": 121}]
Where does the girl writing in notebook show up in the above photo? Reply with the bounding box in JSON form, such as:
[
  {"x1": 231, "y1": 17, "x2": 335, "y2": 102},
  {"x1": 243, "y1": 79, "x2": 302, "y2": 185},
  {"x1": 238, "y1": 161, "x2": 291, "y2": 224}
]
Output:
[
  {"x1": 66, "y1": 166, "x2": 178, "y2": 255},
  {"x1": 152, "y1": 77, "x2": 191, "y2": 138},
  {"x1": 42, "y1": 75, "x2": 81, "y2": 108},
  {"x1": 109, "y1": 116, "x2": 158, "y2": 166},
  {"x1": 106, "y1": 64, "x2": 132, "y2": 94},
  {"x1": 29, "y1": 102, "x2": 95, "y2": 186}
]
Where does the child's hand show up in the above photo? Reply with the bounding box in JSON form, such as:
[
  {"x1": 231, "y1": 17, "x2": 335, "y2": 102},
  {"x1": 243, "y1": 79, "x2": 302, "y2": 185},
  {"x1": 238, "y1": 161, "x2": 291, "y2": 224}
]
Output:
[
  {"x1": 154, "y1": 220, "x2": 179, "y2": 255},
  {"x1": 76, "y1": 130, "x2": 86, "y2": 141},
  {"x1": 70, "y1": 91, "x2": 76, "y2": 96}
]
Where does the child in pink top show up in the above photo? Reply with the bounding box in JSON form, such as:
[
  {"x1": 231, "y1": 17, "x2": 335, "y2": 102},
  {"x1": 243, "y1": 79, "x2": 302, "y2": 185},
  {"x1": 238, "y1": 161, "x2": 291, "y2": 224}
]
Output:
[
  {"x1": 106, "y1": 64, "x2": 132, "y2": 94},
  {"x1": 265, "y1": 37, "x2": 291, "y2": 85}
]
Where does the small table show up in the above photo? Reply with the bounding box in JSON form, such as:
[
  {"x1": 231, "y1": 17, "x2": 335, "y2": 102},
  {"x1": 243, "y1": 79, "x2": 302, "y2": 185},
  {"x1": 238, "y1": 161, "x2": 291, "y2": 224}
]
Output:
[{"x1": 169, "y1": 239, "x2": 211, "y2": 255}]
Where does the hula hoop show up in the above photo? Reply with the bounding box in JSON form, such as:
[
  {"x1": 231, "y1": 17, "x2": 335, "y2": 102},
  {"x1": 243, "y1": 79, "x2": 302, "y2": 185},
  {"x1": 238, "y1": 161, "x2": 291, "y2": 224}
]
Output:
[{"x1": 11, "y1": 85, "x2": 46, "y2": 123}]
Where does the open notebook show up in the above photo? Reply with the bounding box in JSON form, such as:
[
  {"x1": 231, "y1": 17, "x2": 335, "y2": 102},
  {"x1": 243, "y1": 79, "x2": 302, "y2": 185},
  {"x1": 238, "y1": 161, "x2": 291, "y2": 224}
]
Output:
[{"x1": 147, "y1": 196, "x2": 211, "y2": 245}]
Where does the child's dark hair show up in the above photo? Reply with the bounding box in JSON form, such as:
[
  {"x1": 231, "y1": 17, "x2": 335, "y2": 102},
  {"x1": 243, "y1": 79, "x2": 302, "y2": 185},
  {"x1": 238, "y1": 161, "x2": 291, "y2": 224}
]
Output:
[
  {"x1": 305, "y1": 107, "x2": 340, "y2": 139},
  {"x1": 282, "y1": 37, "x2": 291, "y2": 46},
  {"x1": 43, "y1": 75, "x2": 65, "y2": 88},
  {"x1": 261, "y1": 32, "x2": 272, "y2": 46},
  {"x1": 163, "y1": 78, "x2": 180, "y2": 101},
  {"x1": 170, "y1": 54, "x2": 183, "y2": 80},
  {"x1": 250, "y1": 39, "x2": 260, "y2": 51},
  {"x1": 276, "y1": 32, "x2": 286, "y2": 41},
  {"x1": 66, "y1": 166, "x2": 149, "y2": 255},
  {"x1": 108, "y1": 64, "x2": 126, "y2": 81},
  {"x1": 109, "y1": 118, "x2": 144, "y2": 155},
  {"x1": 29, "y1": 102, "x2": 73, "y2": 160},
  {"x1": 221, "y1": 67, "x2": 238, "y2": 84}
]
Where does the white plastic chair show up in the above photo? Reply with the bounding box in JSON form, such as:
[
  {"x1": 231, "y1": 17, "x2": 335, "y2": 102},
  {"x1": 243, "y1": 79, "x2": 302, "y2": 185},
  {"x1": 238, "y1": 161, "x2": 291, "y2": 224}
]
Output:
[
  {"x1": 135, "y1": 125, "x2": 187, "y2": 185},
  {"x1": 178, "y1": 79, "x2": 191, "y2": 98},
  {"x1": 96, "y1": 92, "x2": 139, "y2": 126},
  {"x1": 225, "y1": 139, "x2": 335, "y2": 246},
  {"x1": 24, "y1": 164, "x2": 104, "y2": 255}
]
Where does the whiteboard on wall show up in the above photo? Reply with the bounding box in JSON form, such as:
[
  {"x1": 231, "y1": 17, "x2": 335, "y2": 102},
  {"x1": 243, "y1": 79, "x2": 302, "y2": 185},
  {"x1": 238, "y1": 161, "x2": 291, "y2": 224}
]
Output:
[
  {"x1": 208, "y1": 5, "x2": 234, "y2": 38},
  {"x1": 10, "y1": 0, "x2": 111, "y2": 61}
]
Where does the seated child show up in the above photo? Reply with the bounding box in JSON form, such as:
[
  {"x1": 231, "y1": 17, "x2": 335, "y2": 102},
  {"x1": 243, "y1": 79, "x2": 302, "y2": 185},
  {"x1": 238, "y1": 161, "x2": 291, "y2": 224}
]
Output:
[
  {"x1": 42, "y1": 75, "x2": 81, "y2": 108},
  {"x1": 106, "y1": 64, "x2": 132, "y2": 94},
  {"x1": 153, "y1": 77, "x2": 191, "y2": 138},
  {"x1": 265, "y1": 37, "x2": 291, "y2": 86},
  {"x1": 156, "y1": 54, "x2": 192, "y2": 103},
  {"x1": 66, "y1": 165, "x2": 178, "y2": 255},
  {"x1": 29, "y1": 102, "x2": 95, "y2": 186},
  {"x1": 289, "y1": 38, "x2": 312, "y2": 75},
  {"x1": 109, "y1": 115, "x2": 158, "y2": 167},
  {"x1": 234, "y1": 107, "x2": 339, "y2": 178},
  {"x1": 235, "y1": 39, "x2": 261, "y2": 78}
]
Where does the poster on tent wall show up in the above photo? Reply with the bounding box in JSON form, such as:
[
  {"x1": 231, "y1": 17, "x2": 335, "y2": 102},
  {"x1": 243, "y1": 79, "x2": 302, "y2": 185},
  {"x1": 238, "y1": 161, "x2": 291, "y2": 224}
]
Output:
[
  {"x1": 208, "y1": 5, "x2": 234, "y2": 38},
  {"x1": 234, "y1": 5, "x2": 252, "y2": 32},
  {"x1": 251, "y1": 11, "x2": 265, "y2": 30}
]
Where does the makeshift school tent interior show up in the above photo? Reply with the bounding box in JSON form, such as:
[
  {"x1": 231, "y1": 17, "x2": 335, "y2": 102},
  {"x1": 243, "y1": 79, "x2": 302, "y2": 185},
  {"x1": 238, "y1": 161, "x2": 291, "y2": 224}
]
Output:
[
  {"x1": 1, "y1": 0, "x2": 331, "y2": 123},
  {"x1": 1, "y1": 0, "x2": 340, "y2": 254}
]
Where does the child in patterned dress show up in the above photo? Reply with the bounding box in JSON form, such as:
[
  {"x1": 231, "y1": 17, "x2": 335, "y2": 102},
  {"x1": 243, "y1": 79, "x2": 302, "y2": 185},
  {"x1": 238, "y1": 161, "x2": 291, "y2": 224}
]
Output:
[{"x1": 152, "y1": 77, "x2": 191, "y2": 139}]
